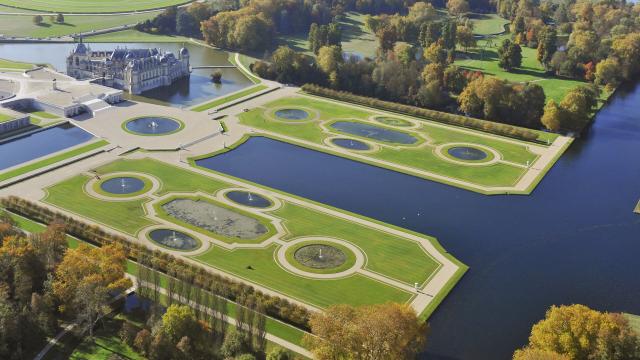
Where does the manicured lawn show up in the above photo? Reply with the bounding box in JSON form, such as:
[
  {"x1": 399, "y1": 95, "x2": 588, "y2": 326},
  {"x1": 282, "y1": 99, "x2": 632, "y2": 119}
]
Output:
[
  {"x1": 85, "y1": 29, "x2": 191, "y2": 43},
  {"x1": 0, "y1": 0, "x2": 191, "y2": 13},
  {"x1": 192, "y1": 84, "x2": 268, "y2": 112},
  {"x1": 0, "y1": 13, "x2": 158, "y2": 38},
  {"x1": 42, "y1": 157, "x2": 449, "y2": 311},
  {"x1": 625, "y1": 313, "x2": 640, "y2": 334},
  {"x1": 0, "y1": 113, "x2": 13, "y2": 122},
  {"x1": 0, "y1": 140, "x2": 109, "y2": 183},
  {"x1": 193, "y1": 245, "x2": 413, "y2": 308},
  {"x1": 26, "y1": 110, "x2": 59, "y2": 119},
  {"x1": 0, "y1": 58, "x2": 33, "y2": 70},
  {"x1": 455, "y1": 34, "x2": 611, "y2": 103},
  {"x1": 239, "y1": 95, "x2": 545, "y2": 190},
  {"x1": 469, "y1": 13, "x2": 509, "y2": 35},
  {"x1": 44, "y1": 175, "x2": 156, "y2": 235}
]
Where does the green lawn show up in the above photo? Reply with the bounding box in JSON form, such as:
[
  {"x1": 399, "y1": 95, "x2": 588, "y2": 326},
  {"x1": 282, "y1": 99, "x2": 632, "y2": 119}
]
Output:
[
  {"x1": 469, "y1": 13, "x2": 509, "y2": 35},
  {"x1": 84, "y1": 29, "x2": 191, "y2": 43},
  {"x1": 26, "y1": 110, "x2": 59, "y2": 119},
  {"x1": 0, "y1": 113, "x2": 13, "y2": 122},
  {"x1": 0, "y1": 13, "x2": 158, "y2": 38},
  {"x1": 192, "y1": 85, "x2": 268, "y2": 112},
  {"x1": 455, "y1": 34, "x2": 611, "y2": 103},
  {"x1": 0, "y1": 140, "x2": 109, "y2": 183},
  {"x1": 0, "y1": 0, "x2": 191, "y2": 13},
  {"x1": 69, "y1": 316, "x2": 144, "y2": 360},
  {"x1": 42, "y1": 157, "x2": 452, "y2": 311},
  {"x1": 0, "y1": 58, "x2": 34, "y2": 70},
  {"x1": 238, "y1": 95, "x2": 547, "y2": 191},
  {"x1": 277, "y1": 12, "x2": 378, "y2": 59},
  {"x1": 625, "y1": 313, "x2": 640, "y2": 334}
]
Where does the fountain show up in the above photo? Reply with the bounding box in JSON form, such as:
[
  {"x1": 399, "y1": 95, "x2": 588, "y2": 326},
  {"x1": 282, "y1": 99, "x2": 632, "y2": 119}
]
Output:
[
  {"x1": 331, "y1": 138, "x2": 371, "y2": 151},
  {"x1": 293, "y1": 243, "x2": 347, "y2": 269},
  {"x1": 148, "y1": 229, "x2": 199, "y2": 250},
  {"x1": 318, "y1": 247, "x2": 323, "y2": 260},
  {"x1": 225, "y1": 191, "x2": 272, "y2": 208},
  {"x1": 124, "y1": 116, "x2": 181, "y2": 135},
  {"x1": 100, "y1": 176, "x2": 145, "y2": 195},
  {"x1": 447, "y1": 146, "x2": 488, "y2": 161},
  {"x1": 248, "y1": 192, "x2": 253, "y2": 202}
]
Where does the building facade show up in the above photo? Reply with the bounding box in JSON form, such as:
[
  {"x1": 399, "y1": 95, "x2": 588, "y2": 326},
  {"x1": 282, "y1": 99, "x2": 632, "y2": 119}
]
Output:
[{"x1": 66, "y1": 41, "x2": 190, "y2": 95}]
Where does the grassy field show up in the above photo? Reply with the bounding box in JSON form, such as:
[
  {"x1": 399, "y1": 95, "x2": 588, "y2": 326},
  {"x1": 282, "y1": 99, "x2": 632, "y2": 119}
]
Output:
[
  {"x1": 0, "y1": 112, "x2": 13, "y2": 122},
  {"x1": 0, "y1": 140, "x2": 109, "y2": 183},
  {"x1": 469, "y1": 13, "x2": 509, "y2": 35},
  {"x1": 69, "y1": 315, "x2": 144, "y2": 360},
  {"x1": 0, "y1": 0, "x2": 192, "y2": 13},
  {"x1": 192, "y1": 84, "x2": 268, "y2": 112},
  {"x1": 277, "y1": 12, "x2": 378, "y2": 59},
  {"x1": 0, "y1": 13, "x2": 158, "y2": 38},
  {"x1": 455, "y1": 34, "x2": 609, "y2": 103},
  {"x1": 625, "y1": 313, "x2": 640, "y2": 334},
  {"x1": 238, "y1": 95, "x2": 548, "y2": 190},
  {"x1": 0, "y1": 58, "x2": 34, "y2": 70},
  {"x1": 41, "y1": 157, "x2": 452, "y2": 310},
  {"x1": 84, "y1": 29, "x2": 191, "y2": 43}
]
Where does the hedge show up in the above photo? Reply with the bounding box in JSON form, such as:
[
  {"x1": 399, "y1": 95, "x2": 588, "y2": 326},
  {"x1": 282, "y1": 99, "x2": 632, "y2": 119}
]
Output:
[{"x1": 301, "y1": 84, "x2": 543, "y2": 143}]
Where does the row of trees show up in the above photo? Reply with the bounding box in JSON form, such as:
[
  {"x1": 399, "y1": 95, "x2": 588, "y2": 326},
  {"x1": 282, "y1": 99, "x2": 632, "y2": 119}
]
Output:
[
  {"x1": 514, "y1": 304, "x2": 640, "y2": 360},
  {"x1": 0, "y1": 211, "x2": 131, "y2": 359},
  {"x1": 0, "y1": 196, "x2": 311, "y2": 330},
  {"x1": 135, "y1": 3, "x2": 217, "y2": 38}
]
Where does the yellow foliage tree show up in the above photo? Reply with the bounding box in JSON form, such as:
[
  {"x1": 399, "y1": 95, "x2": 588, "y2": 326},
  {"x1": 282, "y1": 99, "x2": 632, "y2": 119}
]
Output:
[{"x1": 305, "y1": 302, "x2": 426, "y2": 360}]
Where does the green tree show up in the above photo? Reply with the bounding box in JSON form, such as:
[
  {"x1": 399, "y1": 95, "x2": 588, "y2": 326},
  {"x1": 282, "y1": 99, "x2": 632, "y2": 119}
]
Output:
[
  {"x1": 317, "y1": 45, "x2": 343, "y2": 75},
  {"x1": 456, "y1": 25, "x2": 476, "y2": 52},
  {"x1": 498, "y1": 39, "x2": 522, "y2": 71},
  {"x1": 176, "y1": 11, "x2": 199, "y2": 37},
  {"x1": 595, "y1": 58, "x2": 622, "y2": 89},
  {"x1": 447, "y1": 0, "x2": 469, "y2": 16},
  {"x1": 33, "y1": 15, "x2": 43, "y2": 25},
  {"x1": 55, "y1": 13, "x2": 64, "y2": 23},
  {"x1": 419, "y1": 22, "x2": 440, "y2": 48},
  {"x1": 541, "y1": 100, "x2": 564, "y2": 132},
  {"x1": 537, "y1": 26, "x2": 557, "y2": 70},
  {"x1": 513, "y1": 348, "x2": 569, "y2": 360},
  {"x1": 158, "y1": 305, "x2": 201, "y2": 344},
  {"x1": 267, "y1": 347, "x2": 291, "y2": 360}
]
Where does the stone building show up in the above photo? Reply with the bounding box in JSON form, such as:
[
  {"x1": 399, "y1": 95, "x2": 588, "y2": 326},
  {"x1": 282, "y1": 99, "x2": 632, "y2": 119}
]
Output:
[{"x1": 66, "y1": 41, "x2": 190, "y2": 95}]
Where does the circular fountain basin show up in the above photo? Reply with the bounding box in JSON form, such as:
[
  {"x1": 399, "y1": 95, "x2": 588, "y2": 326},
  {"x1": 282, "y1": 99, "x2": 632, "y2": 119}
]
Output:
[
  {"x1": 331, "y1": 138, "x2": 371, "y2": 151},
  {"x1": 225, "y1": 191, "x2": 272, "y2": 208},
  {"x1": 374, "y1": 116, "x2": 412, "y2": 127},
  {"x1": 100, "y1": 177, "x2": 146, "y2": 195},
  {"x1": 447, "y1": 146, "x2": 488, "y2": 161},
  {"x1": 294, "y1": 244, "x2": 347, "y2": 269},
  {"x1": 274, "y1": 108, "x2": 310, "y2": 120},
  {"x1": 123, "y1": 116, "x2": 182, "y2": 135},
  {"x1": 148, "y1": 229, "x2": 200, "y2": 251}
]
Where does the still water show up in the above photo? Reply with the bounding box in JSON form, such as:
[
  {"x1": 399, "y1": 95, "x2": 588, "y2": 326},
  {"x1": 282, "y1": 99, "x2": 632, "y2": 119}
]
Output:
[
  {"x1": 195, "y1": 83, "x2": 640, "y2": 359},
  {"x1": 0, "y1": 42, "x2": 252, "y2": 107}
]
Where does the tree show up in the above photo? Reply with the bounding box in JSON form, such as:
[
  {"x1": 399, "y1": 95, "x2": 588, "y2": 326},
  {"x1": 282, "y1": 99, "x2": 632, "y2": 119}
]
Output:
[
  {"x1": 317, "y1": 45, "x2": 343, "y2": 75},
  {"x1": 441, "y1": 21, "x2": 457, "y2": 50},
  {"x1": 267, "y1": 347, "x2": 291, "y2": 360},
  {"x1": 513, "y1": 348, "x2": 569, "y2": 360},
  {"x1": 456, "y1": 25, "x2": 476, "y2": 52},
  {"x1": 221, "y1": 329, "x2": 246, "y2": 358},
  {"x1": 419, "y1": 22, "x2": 440, "y2": 48},
  {"x1": 33, "y1": 15, "x2": 43, "y2": 25},
  {"x1": 158, "y1": 305, "x2": 201, "y2": 344},
  {"x1": 176, "y1": 11, "x2": 199, "y2": 37},
  {"x1": 520, "y1": 304, "x2": 640, "y2": 359},
  {"x1": 447, "y1": 0, "x2": 470, "y2": 16},
  {"x1": 376, "y1": 25, "x2": 397, "y2": 53},
  {"x1": 393, "y1": 42, "x2": 415, "y2": 65},
  {"x1": 232, "y1": 15, "x2": 272, "y2": 51},
  {"x1": 498, "y1": 39, "x2": 522, "y2": 71},
  {"x1": 537, "y1": 27, "x2": 557, "y2": 70},
  {"x1": 305, "y1": 303, "x2": 426, "y2": 360},
  {"x1": 186, "y1": 2, "x2": 211, "y2": 23},
  {"x1": 611, "y1": 32, "x2": 640, "y2": 80},
  {"x1": 52, "y1": 243, "x2": 131, "y2": 315},
  {"x1": 424, "y1": 41, "x2": 448, "y2": 65},
  {"x1": 56, "y1": 13, "x2": 64, "y2": 23},
  {"x1": 541, "y1": 100, "x2": 564, "y2": 132},
  {"x1": 595, "y1": 58, "x2": 622, "y2": 89}
]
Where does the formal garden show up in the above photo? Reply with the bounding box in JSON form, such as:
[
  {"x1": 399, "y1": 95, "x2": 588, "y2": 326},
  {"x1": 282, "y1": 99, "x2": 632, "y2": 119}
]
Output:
[
  {"x1": 0, "y1": 0, "x2": 191, "y2": 13},
  {"x1": 236, "y1": 94, "x2": 565, "y2": 193},
  {"x1": 40, "y1": 157, "x2": 464, "y2": 317}
]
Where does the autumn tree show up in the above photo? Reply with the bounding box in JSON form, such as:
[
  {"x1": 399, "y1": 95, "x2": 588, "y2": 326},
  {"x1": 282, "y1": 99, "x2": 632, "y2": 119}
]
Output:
[
  {"x1": 53, "y1": 243, "x2": 131, "y2": 335},
  {"x1": 516, "y1": 304, "x2": 640, "y2": 359},
  {"x1": 305, "y1": 303, "x2": 426, "y2": 360},
  {"x1": 513, "y1": 348, "x2": 569, "y2": 360},
  {"x1": 447, "y1": 0, "x2": 470, "y2": 16},
  {"x1": 611, "y1": 32, "x2": 640, "y2": 80},
  {"x1": 541, "y1": 100, "x2": 564, "y2": 132},
  {"x1": 595, "y1": 58, "x2": 622, "y2": 89},
  {"x1": 456, "y1": 25, "x2": 476, "y2": 52},
  {"x1": 498, "y1": 39, "x2": 522, "y2": 71}
]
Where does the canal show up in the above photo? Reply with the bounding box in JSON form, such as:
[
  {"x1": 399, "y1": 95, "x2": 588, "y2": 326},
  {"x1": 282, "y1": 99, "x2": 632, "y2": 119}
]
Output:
[{"x1": 196, "y1": 83, "x2": 640, "y2": 359}]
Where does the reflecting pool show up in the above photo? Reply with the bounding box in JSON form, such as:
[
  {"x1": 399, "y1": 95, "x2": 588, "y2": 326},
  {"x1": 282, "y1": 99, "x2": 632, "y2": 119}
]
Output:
[{"x1": 330, "y1": 121, "x2": 418, "y2": 144}]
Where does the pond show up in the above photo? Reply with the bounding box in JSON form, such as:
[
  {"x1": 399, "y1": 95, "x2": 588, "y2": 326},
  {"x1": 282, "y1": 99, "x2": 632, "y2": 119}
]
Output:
[
  {"x1": 330, "y1": 138, "x2": 371, "y2": 151},
  {"x1": 274, "y1": 108, "x2": 310, "y2": 120},
  {"x1": 100, "y1": 177, "x2": 145, "y2": 194},
  {"x1": 225, "y1": 191, "x2": 272, "y2": 208},
  {"x1": 0, "y1": 123, "x2": 94, "y2": 171},
  {"x1": 330, "y1": 121, "x2": 418, "y2": 144},
  {"x1": 194, "y1": 81, "x2": 640, "y2": 360},
  {"x1": 0, "y1": 42, "x2": 253, "y2": 107},
  {"x1": 124, "y1": 116, "x2": 181, "y2": 135},
  {"x1": 162, "y1": 198, "x2": 268, "y2": 240},
  {"x1": 148, "y1": 229, "x2": 199, "y2": 251},
  {"x1": 447, "y1": 146, "x2": 488, "y2": 161}
]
